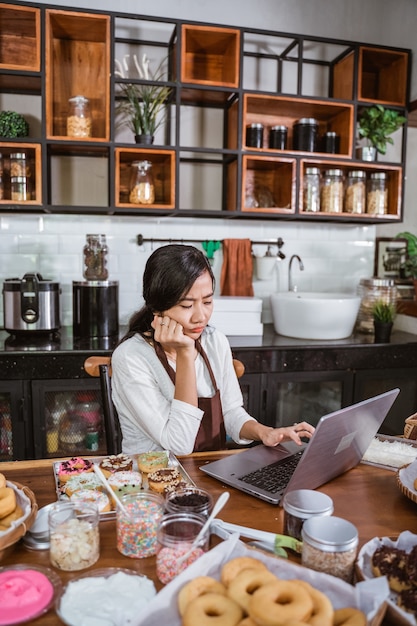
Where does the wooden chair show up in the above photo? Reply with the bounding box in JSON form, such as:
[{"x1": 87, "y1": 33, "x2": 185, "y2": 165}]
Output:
[{"x1": 84, "y1": 355, "x2": 245, "y2": 455}]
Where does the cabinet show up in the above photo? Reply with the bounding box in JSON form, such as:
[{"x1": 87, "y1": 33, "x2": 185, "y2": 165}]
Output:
[{"x1": 0, "y1": 2, "x2": 410, "y2": 223}]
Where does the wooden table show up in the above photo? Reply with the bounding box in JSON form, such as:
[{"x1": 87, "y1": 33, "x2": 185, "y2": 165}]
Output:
[{"x1": 1, "y1": 452, "x2": 416, "y2": 625}]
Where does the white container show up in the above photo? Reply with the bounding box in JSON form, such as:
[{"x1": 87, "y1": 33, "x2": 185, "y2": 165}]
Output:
[{"x1": 210, "y1": 297, "x2": 263, "y2": 336}]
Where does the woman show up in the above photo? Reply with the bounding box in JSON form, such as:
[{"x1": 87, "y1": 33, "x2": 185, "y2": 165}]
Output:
[{"x1": 111, "y1": 244, "x2": 314, "y2": 455}]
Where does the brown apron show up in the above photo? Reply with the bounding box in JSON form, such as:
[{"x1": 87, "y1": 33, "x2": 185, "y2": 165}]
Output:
[{"x1": 154, "y1": 340, "x2": 226, "y2": 452}]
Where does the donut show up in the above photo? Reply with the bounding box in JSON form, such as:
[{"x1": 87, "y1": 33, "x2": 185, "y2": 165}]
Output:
[
  {"x1": 137, "y1": 451, "x2": 168, "y2": 474},
  {"x1": 248, "y1": 580, "x2": 314, "y2": 626},
  {"x1": 398, "y1": 587, "x2": 417, "y2": 616},
  {"x1": 64, "y1": 473, "x2": 103, "y2": 497},
  {"x1": 0, "y1": 505, "x2": 23, "y2": 531},
  {"x1": 0, "y1": 486, "x2": 17, "y2": 519},
  {"x1": 333, "y1": 607, "x2": 367, "y2": 626},
  {"x1": 371, "y1": 544, "x2": 411, "y2": 592},
  {"x1": 237, "y1": 619, "x2": 258, "y2": 626},
  {"x1": 107, "y1": 471, "x2": 142, "y2": 495},
  {"x1": 178, "y1": 576, "x2": 227, "y2": 616},
  {"x1": 227, "y1": 568, "x2": 278, "y2": 613},
  {"x1": 220, "y1": 557, "x2": 268, "y2": 588},
  {"x1": 99, "y1": 453, "x2": 133, "y2": 478},
  {"x1": 406, "y1": 545, "x2": 417, "y2": 584},
  {"x1": 182, "y1": 593, "x2": 243, "y2": 626},
  {"x1": 0, "y1": 473, "x2": 6, "y2": 489},
  {"x1": 70, "y1": 488, "x2": 111, "y2": 513},
  {"x1": 57, "y1": 457, "x2": 94, "y2": 483},
  {"x1": 294, "y1": 580, "x2": 333, "y2": 626},
  {"x1": 147, "y1": 468, "x2": 181, "y2": 493}
]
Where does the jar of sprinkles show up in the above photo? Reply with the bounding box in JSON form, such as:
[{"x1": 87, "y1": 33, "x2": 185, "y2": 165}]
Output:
[
  {"x1": 117, "y1": 492, "x2": 164, "y2": 558},
  {"x1": 301, "y1": 515, "x2": 358, "y2": 583},
  {"x1": 282, "y1": 489, "x2": 333, "y2": 541}
]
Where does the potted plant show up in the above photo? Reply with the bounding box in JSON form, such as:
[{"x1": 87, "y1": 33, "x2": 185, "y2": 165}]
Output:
[
  {"x1": 357, "y1": 105, "x2": 406, "y2": 161},
  {"x1": 0, "y1": 110, "x2": 29, "y2": 138},
  {"x1": 115, "y1": 54, "x2": 172, "y2": 144},
  {"x1": 372, "y1": 299, "x2": 396, "y2": 343}
]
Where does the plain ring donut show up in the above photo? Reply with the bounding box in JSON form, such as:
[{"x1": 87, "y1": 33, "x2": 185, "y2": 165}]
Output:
[
  {"x1": 227, "y1": 568, "x2": 278, "y2": 613},
  {"x1": 0, "y1": 486, "x2": 17, "y2": 519},
  {"x1": 221, "y1": 556, "x2": 268, "y2": 588},
  {"x1": 248, "y1": 579, "x2": 314, "y2": 626},
  {"x1": 333, "y1": 607, "x2": 367, "y2": 626},
  {"x1": 182, "y1": 592, "x2": 243, "y2": 626},
  {"x1": 178, "y1": 576, "x2": 227, "y2": 616},
  {"x1": 294, "y1": 579, "x2": 333, "y2": 626}
]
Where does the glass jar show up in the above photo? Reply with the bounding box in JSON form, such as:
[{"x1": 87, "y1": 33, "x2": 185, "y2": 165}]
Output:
[
  {"x1": 156, "y1": 513, "x2": 209, "y2": 583},
  {"x1": 356, "y1": 277, "x2": 398, "y2": 334},
  {"x1": 282, "y1": 489, "x2": 334, "y2": 541},
  {"x1": 83, "y1": 234, "x2": 108, "y2": 281},
  {"x1": 11, "y1": 176, "x2": 30, "y2": 201},
  {"x1": 246, "y1": 123, "x2": 264, "y2": 148},
  {"x1": 74, "y1": 391, "x2": 101, "y2": 452},
  {"x1": 344, "y1": 170, "x2": 366, "y2": 214},
  {"x1": 303, "y1": 167, "x2": 321, "y2": 212},
  {"x1": 165, "y1": 487, "x2": 213, "y2": 519},
  {"x1": 367, "y1": 172, "x2": 388, "y2": 215},
  {"x1": 49, "y1": 501, "x2": 100, "y2": 571},
  {"x1": 293, "y1": 118, "x2": 319, "y2": 152},
  {"x1": 321, "y1": 169, "x2": 344, "y2": 213},
  {"x1": 269, "y1": 125, "x2": 288, "y2": 150},
  {"x1": 301, "y1": 515, "x2": 358, "y2": 583},
  {"x1": 116, "y1": 492, "x2": 164, "y2": 558},
  {"x1": 129, "y1": 160, "x2": 155, "y2": 205},
  {"x1": 67, "y1": 95, "x2": 92, "y2": 138},
  {"x1": 10, "y1": 152, "x2": 31, "y2": 177},
  {"x1": 58, "y1": 412, "x2": 87, "y2": 453}
]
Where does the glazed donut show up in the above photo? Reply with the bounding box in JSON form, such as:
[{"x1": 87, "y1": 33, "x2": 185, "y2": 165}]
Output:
[
  {"x1": 178, "y1": 576, "x2": 227, "y2": 616},
  {"x1": 0, "y1": 486, "x2": 17, "y2": 519},
  {"x1": 107, "y1": 471, "x2": 142, "y2": 495},
  {"x1": 0, "y1": 504, "x2": 23, "y2": 531},
  {"x1": 220, "y1": 557, "x2": 268, "y2": 587},
  {"x1": 227, "y1": 568, "x2": 278, "y2": 613},
  {"x1": 70, "y1": 488, "x2": 111, "y2": 513},
  {"x1": 294, "y1": 580, "x2": 333, "y2": 626},
  {"x1": 99, "y1": 453, "x2": 133, "y2": 478},
  {"x1": 182, "y1": 593, "x2": 243, "y2": 626},
  {"x1": 64, "y1": 473, "x2": 103, "y2": 497},
  {"x1": 0, "y1": 473, "x2": 6, "y2": 489},
  {"x1": 248, "y1": 580, "x2": 313, "y2": 626},
  {"x1": 57, "y1": 457, "x2": 93, "y2": 483},
  {"x1": 137, "y1": 451, "x2": 168, "y2": 474},
  {"x1": 333, "y1": 607, "x2": 367, "y2": 626}
]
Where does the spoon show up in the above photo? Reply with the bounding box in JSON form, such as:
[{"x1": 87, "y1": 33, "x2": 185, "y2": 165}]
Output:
[
  {"x1": 177, "y1": 491, "x2": 230, "y2": 565},
  {"x1": 93, "y1": 463, "x2": 131, "y2": 517}
]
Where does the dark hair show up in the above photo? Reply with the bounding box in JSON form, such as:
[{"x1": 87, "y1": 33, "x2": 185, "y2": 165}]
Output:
[{"x1": 120, "y1": 244, "x2": 215, "y2": 342}]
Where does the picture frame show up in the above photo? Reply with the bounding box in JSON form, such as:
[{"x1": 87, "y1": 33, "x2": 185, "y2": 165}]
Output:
[{"x1": 374, "y1": 237, "x2": 408, "y2": 279}]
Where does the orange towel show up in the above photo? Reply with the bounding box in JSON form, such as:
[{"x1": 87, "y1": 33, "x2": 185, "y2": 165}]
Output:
[{"x1": 220, "y1": 239, "x2": 254, "y2": 296}]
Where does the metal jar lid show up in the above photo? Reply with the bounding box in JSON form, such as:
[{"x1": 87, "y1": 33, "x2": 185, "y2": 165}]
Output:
[
  {"x1": 10, "y1": 176, "x2": 28, "y2": 183},
  {"x1": 283, "y1": 489, "x2": 334, "y2": 519},
  {"x1": 359, "y1": 277, "x2": 395, "y2": 288},
  {"x1": 302, "y1": 516, "x2": 358, "y2": 552},
  {"x1": 271, "y1": 125, "x2": 288, "y2": 131},
  {"x1": 295, "y1": 118, "x2": 318, "y2": 126},
  {"x1": 348, "y1": 170, "x2": 366, "y2": 179},
  {"x1": 10, "y1": 153, "x2": 27, "y2": 159},
  {"x1": 324, "y1": 169, "x2": 344, "y2": 177},
  {"x1": 370, "y1": 172, "x2": 386, "y2": 179},
  {"x1": 69, "y1": 95, "x2": 90, "y2": 103},
  {"x1": 247, "y1": 123, "x2": 264, "y2": 129},
  {"x1": 305, "y1": 167, "x2": 321, "y2": 175}
]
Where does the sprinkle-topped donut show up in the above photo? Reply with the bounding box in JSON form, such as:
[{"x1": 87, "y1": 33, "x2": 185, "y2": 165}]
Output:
[
  {"x1": 57, "y1": 457, "x2": 93, "y2": 483},
  {"x1": 137, "y1": 451, "x2": 168, "y2": 474},
  {"x1": 70, "y1": 489, "x2": 111, "y2": 513},
  {"x1": 147, "y1": 468, "x2": 181, "y2": 493},
  {"x1": 64, "y1": 473, "x2": 103, "y2": 497},
  {"x1": 107, "y1": 471, "x2": 142, "y2": 495},
  {"x1": 99, "y1": 453, "x2": 133, "y2": 478}
]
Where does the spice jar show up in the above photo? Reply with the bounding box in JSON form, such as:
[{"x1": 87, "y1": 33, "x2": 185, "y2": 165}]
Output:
[
  {"x1": 165, "y1": 487, "x2": 213, "y2": 519},
  {"x1": 321, "y1": 169, "x2": 344, "y2": 213},
  {"x1": 269, "y1": 125, "x2": 288, "y2": 150},
  {"x1": 293, "y1": 118, "x2": 319, "y2": 152},
  {"x1": 303, "y1": 167, "x2": 321, "y2": 212},
  {"x1": 67, "y1": 95, "x2": 92, "y2": 138},
  {"x1": 49, "y1": 501, "x2": 100, "y2": 571},
  {"x1": 301, "y1": 515, "x2": 358, "y2": 583},
  {"x1": 156, "y1": 513, "x2": 209, "y2": 583},
  {"x1": 345, "y1": 170, "x2": 366, "y2": 214},
  {"x1": 129, "y1": 160, "x2": 155, "y2": 204},
  {"x1": 10, "y1": 152, "x2": 31, "y2": 177},
  {"x1": 116, "y1": 492, "x2": 164, "y2": 558},
  {"x1": 356, "y1": 277, "x2": 398, "y2": 334},
  {"x1": 246, "y1": 123, "x2": 264, "y2": 148},
  {"x1": 11, "y1": 176, "x2": 30, "y2": 201},
  {"x1": 367, "y1": 172, "x2": 388, "y2": 215},
  {"x1": 83, "y1": 234, "x2": 108, "y2": 281},
  {"x1": 282, "y1": 489, "x2": 334, "y2": 541}
]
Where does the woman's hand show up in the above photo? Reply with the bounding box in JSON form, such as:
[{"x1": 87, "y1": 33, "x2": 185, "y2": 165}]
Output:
[
  {"x1": 261, "y1": 421, "x2": 315, "y2": 447},
  {"x1": 151, "y1": 315, "x2": 194, "y2": 352}
]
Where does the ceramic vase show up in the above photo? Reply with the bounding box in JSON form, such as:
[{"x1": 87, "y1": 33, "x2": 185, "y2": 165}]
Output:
[{"x1": 135, "y1": 134, "x2": 154, "y2": 145}]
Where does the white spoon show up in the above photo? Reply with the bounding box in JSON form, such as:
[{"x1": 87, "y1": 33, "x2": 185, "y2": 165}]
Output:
[{"x1": 177, "y1": 491, "x2": 230, "y2": 565}]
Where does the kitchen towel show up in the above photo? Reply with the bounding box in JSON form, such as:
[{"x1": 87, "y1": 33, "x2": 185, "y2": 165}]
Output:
[{"x1": 220, "y1": 238, "x2": 254, "y2": 296}]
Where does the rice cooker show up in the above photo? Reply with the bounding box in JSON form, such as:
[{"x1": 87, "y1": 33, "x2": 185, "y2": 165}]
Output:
[{"x1": 2, "y1": 272, "x2": 61, "y2": 334}]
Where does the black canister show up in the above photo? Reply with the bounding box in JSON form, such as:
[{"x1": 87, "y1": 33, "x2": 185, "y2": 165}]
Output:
[
  {"x1": 269, "y1": 125, "x2": 288, "y2": 149},
  {"x1": 321, "y1": 131, "x2": 340, "y2": 154},
  {"x1": 246, "y1": 123, "x2": 264, "y2": 148},
  {"x1": 293, "y1": 118, "x2": 319, "y2": 152},
  {"x1": 73, "y1": 280, "x2": 119, "y2": 337}
]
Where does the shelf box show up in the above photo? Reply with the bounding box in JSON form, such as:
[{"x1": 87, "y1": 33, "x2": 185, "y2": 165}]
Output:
[
  {"x1": 46, "y1": 10, "x2": 110, "y2": 140},
  {"x1": 181, "y1": 24, "x2": 240, "y2": 88},
  {"x1": 242, "y1": 94, "x2": 354, "y2": 158},
  {"x1": 0, "y1": 143, "x2": 42, "y2": 205},
  {"x1": 115, "y1": 148, "x2": 175, "y2": 209},
  {"x1": 0, "y1": 3, "x2": 40, "y2": 71},
  {"x1": 299, "y1": 159, "x2": 402, "y2": 219},
  {"x1": 358, "y1": 47, "x2": 409, "y2": 106}
]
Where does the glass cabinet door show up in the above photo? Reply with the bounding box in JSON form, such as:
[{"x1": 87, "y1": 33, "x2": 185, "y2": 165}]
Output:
[{"x1": 0, "y1": 381, "x2": 29, "y2": 461}]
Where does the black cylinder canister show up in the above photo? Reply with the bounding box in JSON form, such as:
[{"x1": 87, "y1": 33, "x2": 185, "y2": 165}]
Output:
[{"x1": 293, "y1": 118, "x2": 319, "y2": 152}]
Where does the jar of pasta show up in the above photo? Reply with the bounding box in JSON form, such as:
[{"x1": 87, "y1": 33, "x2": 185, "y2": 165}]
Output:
[
  {"x1": 67, "y1": 96, "x2": 92, "y2": 138},
  {"x1": 10, "y1": 152, "x2": 31, "y2": 177},
  {"x1": 129, "y1": 160, "x2": 155, "y2": 205},
  {"x1": 345, "y1": 170, "x2": 366, "y2": 214},
  {"x1": 367, "y1": 172, "x2": 387, "y2": 215},
  {"x1": 321, "y1": 169, "x2": 344, "y2": 213}
]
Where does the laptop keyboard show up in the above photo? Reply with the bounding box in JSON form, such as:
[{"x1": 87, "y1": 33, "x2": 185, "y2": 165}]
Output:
[{"x1": 238, "y1": 450, "x2": 304, "y2": 494}]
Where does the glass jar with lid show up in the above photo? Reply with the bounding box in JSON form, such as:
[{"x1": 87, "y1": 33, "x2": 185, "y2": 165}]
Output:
[
  {"x1": 83, "y1": 234, "x2": 108, "y2": 281},
  {"x1": 67, "y1": 95, "x2": 92, "y2": 137},
  {"x1": 10, "y1": 152, "x2": 31, "y2": 177},
  {"x1": 11, "y1": 176, "x2": 30, "y2": 201},
  {"x1": 129, "y1": 160, "x2": 155, "y2": 204},
  {"x1": 345, "y1": 170, "x2": 366, "y2": 214},
  {"x1": 356, "y1": 277, "x2": 398, "y2": 334},
  {"x1": 303, "y1": 167, "x2": 321, "y2": 212},
  {"x1": 321, "y1": 169, "x2": 344, "y2": 213},
  {"x1": 367, "y1": 172, "x2": 387, "y2": 215}
]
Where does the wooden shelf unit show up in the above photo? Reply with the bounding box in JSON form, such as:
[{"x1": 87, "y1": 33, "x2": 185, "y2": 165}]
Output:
[
  {"x1": 236, "y1": 155, "x2": 296, "y2": 214},
  {"x1": 0, "y1": 142, "x2": 42, "y2": 205},
  {"x1": 0, "y1": 3, "x2": 40, "y2": 71}
]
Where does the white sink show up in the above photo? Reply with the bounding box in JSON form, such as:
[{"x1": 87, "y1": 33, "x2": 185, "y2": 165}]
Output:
[{"x1": 270, "y1": 292, "x2": 361, "y2": 340}]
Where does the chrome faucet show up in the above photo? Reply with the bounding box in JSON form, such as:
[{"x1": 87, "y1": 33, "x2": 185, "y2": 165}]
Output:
[{"x1": 288, "y1": 254, "x2": 304, "y2": 292}]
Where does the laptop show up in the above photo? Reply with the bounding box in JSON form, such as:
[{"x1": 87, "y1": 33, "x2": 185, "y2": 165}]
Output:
[{"x1": 200, "y1": 388, "x2": 400, "y2": 505}]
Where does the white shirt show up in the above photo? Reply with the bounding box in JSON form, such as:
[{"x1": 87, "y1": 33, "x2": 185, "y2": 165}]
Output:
[{"x1": 111, "y1": 325, "x2": 255, "y2": 455}]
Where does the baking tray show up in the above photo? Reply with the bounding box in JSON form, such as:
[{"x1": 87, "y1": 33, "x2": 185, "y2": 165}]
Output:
[
  {"x1": 53, "y1": 452, "x2": 195, "y2": 521},
  {"x1": 361, "y1": 434, "x2": 417, "y2": 471}
]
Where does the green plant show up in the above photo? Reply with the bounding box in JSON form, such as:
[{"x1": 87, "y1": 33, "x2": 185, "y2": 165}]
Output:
[
  {"x1": 396, "y1": 231, "x2": 417, "y2": 279},
  {"x1": 372, "y1": 300, "x2": 396, "y2": 323},
  {"x1": 115, "y1": 54, "x2": 171, "y2": 137},
  {"x1": 358, "y1": 105, "x2": 406, "y2": 155},
  {"x1": 0, "y1": 110, "x2": 29, "y2": 138}
]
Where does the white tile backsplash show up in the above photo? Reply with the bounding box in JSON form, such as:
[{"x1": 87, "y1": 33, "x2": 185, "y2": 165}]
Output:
[{"x1": 0, "y1": 214, "x2": 376, "y2": 328}]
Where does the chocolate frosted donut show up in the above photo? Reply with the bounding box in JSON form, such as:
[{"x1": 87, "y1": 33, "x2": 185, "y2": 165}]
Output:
[
  {"x1": 147, "y1": 468, "x2": 181, "y2": 493},
  {"x1": 371, "y1": 545, "x2": 411, "y2": 592},
  {"x1": 100, "y1": 453, "x2": 133, "y2": 477},
  {"x1": 398, "y1": 587, "x2": 417, "y2": 616}
]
